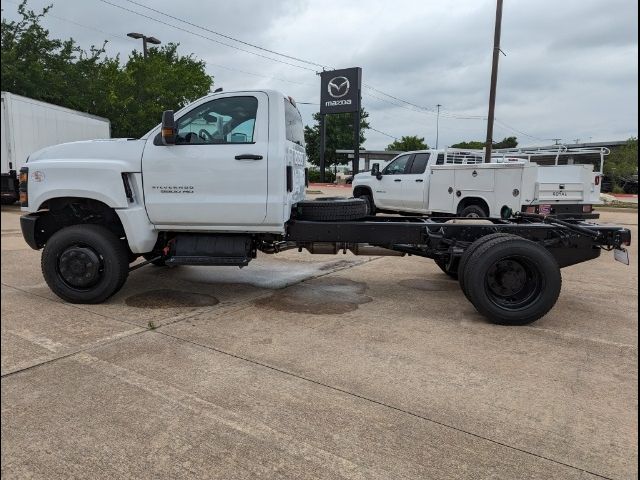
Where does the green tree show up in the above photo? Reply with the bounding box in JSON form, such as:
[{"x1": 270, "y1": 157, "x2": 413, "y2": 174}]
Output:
[
  {"x1": 114, "y1": 44, "x2": 212, "y2": 137},
  {"x1": 1, "y1": 1, "x2": 214, "y2": 138},
  {"x1": 386, "y1": 135, "x2": 428, "y2": 151},
  {"x1": 605, "y1": 137, "x2": 638, "y2": 183},
  {"x1": 304, "y1": 109, "x2": 370, "y2": 171},
  {"x1": 450, "y1": 136, "x2": 518, "y2": 149}
]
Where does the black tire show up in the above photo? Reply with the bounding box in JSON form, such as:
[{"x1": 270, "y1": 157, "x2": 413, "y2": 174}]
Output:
[
  {"x1": 360, "y1": 194, "x2": 376, "y2": 216},
  {"x1": 434, "y1": 257, "x2": 458, "y2": 279},
  {"x1": 41, "y1": 224, "x2": 129, "y2": 304},
  {"x1": 296, "y1": 197, "x2": 368, "y2": 221},
  {"x1": 464, "y1": 235, "x2": 562, "y2": 325},
  {"x1": 143, "y1": 253, "x2": 167, "y2": 266},
  {"x1": 459, "y1": 204, "x2": 488, "y2": 218},
  {"x1": 458, "y1": 233, "x2": 513, "y2": 300}
]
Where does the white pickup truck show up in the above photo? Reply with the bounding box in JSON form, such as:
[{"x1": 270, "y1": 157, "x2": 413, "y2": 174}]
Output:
[
  {"x1": 352, "y1": 148, "x2": 605, "y2": 219},
  {"x1": 18, "y1": 89, "x2": 631, "y2": 325}
]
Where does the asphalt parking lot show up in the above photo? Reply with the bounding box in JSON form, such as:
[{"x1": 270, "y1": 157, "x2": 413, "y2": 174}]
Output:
[{"x1": 1, "y1": 201, "x2": 637, "y2": 479}]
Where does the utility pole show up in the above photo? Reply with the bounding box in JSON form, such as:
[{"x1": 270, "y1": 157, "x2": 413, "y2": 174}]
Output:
[
  {"x1": 127, "y1": 32, "x2": 161, "y2": 58},
  {"x1": 573, "y1": 138, "x2": 581, "y2": 145},
  {"x1": 484, "y1": 0, "x2": 504, "y2": 163},
  {"x1": 552, "y1": 138, "x2": 561, "y2": 145},
  {"x1": 435, "y1": 104, "x2": 442, "y2": 149}
]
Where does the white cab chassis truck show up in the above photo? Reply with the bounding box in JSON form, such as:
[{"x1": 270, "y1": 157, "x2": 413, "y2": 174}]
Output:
[
  {"x1": 1, "y1": 92, "x2": 110, "y2": 204},
  {"x1": 352, "y1": 148, "x2": 605, "y2": 219},
  {"x1": 19, "y1": 90, "x2": 631, "y2": 325}
]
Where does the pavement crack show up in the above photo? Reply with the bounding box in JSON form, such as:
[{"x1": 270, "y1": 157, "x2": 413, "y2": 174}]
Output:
[
  {"x1": 0, "y1": 329, "x2": 148, "y2": 379},
  {"x1": 156, "y1": 330, "x2": 616, "y2": 480}
]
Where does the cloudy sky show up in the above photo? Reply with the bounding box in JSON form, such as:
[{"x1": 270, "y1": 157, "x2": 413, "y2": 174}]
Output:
[{"x1": 2, "y1": 0, "x2": 638, "y2": 148}]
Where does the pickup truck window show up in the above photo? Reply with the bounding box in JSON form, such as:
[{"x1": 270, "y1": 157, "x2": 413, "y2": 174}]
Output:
[
  {"x1": 175, "y1": 96, "x2": 258, "y2": 145},
  {"x1": 409, "y1": 153, "x2": 430, "y2": 174},
  {"x1": 284, "y1": 100, "x2": 304, "y2": 146},
  {"x1": 382, "y1": 154, "x2": 411, "y2": 175}
]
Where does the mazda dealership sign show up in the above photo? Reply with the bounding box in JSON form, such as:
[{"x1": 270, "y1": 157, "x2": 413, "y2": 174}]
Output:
[{"x1": 320, "y1": 67, "x2": 361, "y2": 114}]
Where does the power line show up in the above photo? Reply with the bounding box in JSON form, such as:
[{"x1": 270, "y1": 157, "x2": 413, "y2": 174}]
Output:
[
  {"x1": 369, "y1": 127, "x2": 398, "y2": 140},
  {"x1": 123, "y1": 0, "x2": 326, "y2": 69},
  {"x1": 97, "y1": 0, "x2": 318, "y2": 72}
]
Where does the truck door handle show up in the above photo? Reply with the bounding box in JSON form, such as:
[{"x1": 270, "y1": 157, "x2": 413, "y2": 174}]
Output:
[
  {"x1": 235, "y1": 154, "x2": 263, "y2": 160},
  {"x1": 394, "y1": 179, "x2": 402, "y2": 182},
  {"x1": 415, "y1": 179, "x2": 424, "y2": 182}
]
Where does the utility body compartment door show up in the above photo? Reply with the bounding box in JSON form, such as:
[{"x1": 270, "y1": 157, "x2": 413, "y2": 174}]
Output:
[
  {"x1": 142, "y1": 93, "x2": 269, "y2": 226},
  {"x1": 427, "y1": 166, "x2": 455, "y2": 213}
]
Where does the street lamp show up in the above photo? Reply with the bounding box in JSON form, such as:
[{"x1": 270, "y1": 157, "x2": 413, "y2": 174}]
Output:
[{"x1": 127, "y1": 32, "x2": 161, "y2": 58}]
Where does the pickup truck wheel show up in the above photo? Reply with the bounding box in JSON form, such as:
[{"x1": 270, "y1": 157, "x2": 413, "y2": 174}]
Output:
[
  {"x1": 41, "y1": 224, "x2": 129, "y2": 304},
  {"x1": 459, "y1": 205, "x2": 488, "y2": 218},
  {"x1": 458, "y1": 233, "x2": 513, "y2": 300},
  {"x1": 296, "y1": 198, "x2": 368, "y2": 221},
  {"x1": 464, "y1": 236, "x2": 562, "y2": 325},
  {"x1": 360, "y1": 194, "x2": 376, "y2": 215}
]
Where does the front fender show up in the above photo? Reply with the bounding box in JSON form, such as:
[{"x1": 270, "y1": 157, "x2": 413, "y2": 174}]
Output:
[{"x1": 25, "y1": 162, "x2": 130, "y2": 212}]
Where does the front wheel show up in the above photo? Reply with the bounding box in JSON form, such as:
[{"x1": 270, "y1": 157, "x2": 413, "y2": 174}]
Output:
[
  {"x1": 463, "y1": 235, "x2": 562, "y2": 325},
  {"x1": 41, "y1": 224, "x2": 129, "y2": 304}
]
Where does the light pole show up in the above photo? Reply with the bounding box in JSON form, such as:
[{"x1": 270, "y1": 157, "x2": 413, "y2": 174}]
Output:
[
  {"x1": 127, "y1": 32, "x2": 161, "y2": 58},
  {"x1": 436, "y1": 104, "x2": 442, "y2": 149}
]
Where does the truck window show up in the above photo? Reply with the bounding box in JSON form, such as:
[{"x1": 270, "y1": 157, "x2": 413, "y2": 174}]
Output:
[
  {"x1": 409, "y1": 153, "x2": 430, "y2": 174},
  {"x1": 284, "y1": 99, "x2": 304, "y2": 146},
  {"x1": 436, "y1": 154, "x2": 445, "y2": 165},
  {"x1": 382, "y1": 154, "x2": 411, "y2": 175},
  {"x1": 175, "y1": 96, "x2": 258, "y2": 145}
]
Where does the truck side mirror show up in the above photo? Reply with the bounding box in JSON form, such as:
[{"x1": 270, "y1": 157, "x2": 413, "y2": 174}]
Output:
[
  {"x1": 371, "y1": 164, "x2": 382, "y2": 180},
  {"x1": 161, "y1": 110, "x2": 176, "y2": 145}
]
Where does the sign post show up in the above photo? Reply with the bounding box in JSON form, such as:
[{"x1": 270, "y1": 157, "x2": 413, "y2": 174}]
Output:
[{"x1": 319, "y1": 67, "x2": 362, "y2": 182}]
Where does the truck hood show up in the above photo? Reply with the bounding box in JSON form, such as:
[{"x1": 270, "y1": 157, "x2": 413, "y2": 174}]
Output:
[{"x1": 27, "y1": 138, "x2": 146, "y2": 172}]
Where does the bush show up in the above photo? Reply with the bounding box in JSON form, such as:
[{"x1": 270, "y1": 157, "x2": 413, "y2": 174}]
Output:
[
  {"x1": 612, "y1": 185, "x2": 625, "y2": 194},
  {"x1": 308, "y1": 170, "x2": 336, "y2": 183}
]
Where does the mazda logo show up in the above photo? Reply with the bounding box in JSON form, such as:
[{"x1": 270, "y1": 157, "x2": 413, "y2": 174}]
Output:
[{"x1": 327, "y1": 76, "x2": 350, "y2": 98}]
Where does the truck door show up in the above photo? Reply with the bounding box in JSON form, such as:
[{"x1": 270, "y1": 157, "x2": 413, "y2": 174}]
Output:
[
  {"x1": 142, "y1": 93, "x2": 269, "y2": 226},
  {"x1": 374, "y1": 153, "x2": 412, "y2": 209},
  {"x1": 402, "y1": 153, "x2": 430, "y2": 210}
]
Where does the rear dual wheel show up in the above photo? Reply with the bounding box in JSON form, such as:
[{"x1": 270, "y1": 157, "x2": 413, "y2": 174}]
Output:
[{"x1": 458, "y1": 234, "x2": 561, "y2": 325}]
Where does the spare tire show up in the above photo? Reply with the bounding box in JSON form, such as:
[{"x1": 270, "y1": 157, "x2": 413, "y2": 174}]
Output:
[{"x1": 296, "y1": 197, "x2": 368, "y2": 221}]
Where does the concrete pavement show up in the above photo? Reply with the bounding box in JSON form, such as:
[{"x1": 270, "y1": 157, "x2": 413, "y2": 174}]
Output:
[{"x1": 1, "y1": 204, "x2": 637, "y2": 479}]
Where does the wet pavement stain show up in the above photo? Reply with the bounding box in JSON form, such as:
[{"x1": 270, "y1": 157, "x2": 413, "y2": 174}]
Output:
[
  {"x1": 318, "y1": 259, "x2": 360, "y2": 271},
  {"x1": 255, "y1": 277, "x2": 371, "y2": 314},
  {"x1": 398, "y1": 278, "x2": 458, "y2": 291},
  {"x1": 125, "y1": 289, "x2": 219, "y2": 309}
]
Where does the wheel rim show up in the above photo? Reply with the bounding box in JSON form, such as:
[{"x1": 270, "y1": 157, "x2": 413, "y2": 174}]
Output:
[
  {"x1": 57, "y1": 245, "x2": 103, "y2": 289},
  {"x1": 465, "y1": 212, "x2": 481, "y2": 218},
  {"x1": 484, "y1": 255, "x2": 543, "y2": 311}
]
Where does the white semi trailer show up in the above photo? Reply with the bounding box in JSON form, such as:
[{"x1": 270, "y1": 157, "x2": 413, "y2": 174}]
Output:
[{"x1": 1, "y1": 92, "x2": 110, "y2": 204}]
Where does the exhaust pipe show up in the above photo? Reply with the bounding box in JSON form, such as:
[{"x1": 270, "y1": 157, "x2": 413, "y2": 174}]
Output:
[{"x1": 303, "y1": 243, "x2": 405, "y2": 256}]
